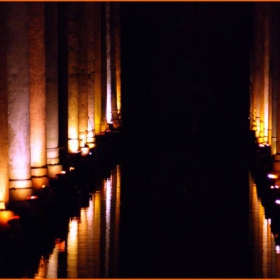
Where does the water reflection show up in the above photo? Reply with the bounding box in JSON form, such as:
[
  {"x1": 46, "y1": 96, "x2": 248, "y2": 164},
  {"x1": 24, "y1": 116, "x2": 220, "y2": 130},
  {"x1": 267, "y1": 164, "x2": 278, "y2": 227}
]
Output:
[
  {"x1": 33, "y1": 164, "x2": 121, "y2": 278},
  {"x1": 249, "y1": 172, "x2": 280, "y2": 277}
]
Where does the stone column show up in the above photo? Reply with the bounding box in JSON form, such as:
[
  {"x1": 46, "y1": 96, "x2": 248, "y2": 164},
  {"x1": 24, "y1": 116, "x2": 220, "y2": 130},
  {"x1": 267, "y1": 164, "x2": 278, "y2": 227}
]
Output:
[
  {"x1": 94, "y1": 3, "x2": 102, "y2": 135},
  {"x1": 45, "y1": 3, "x2": 62, "y2": 177},
  {"x1": 68, "y1": 3, "x2": 79, "y2": 152},
  {"x1": 253, "y1": 4, "x2": 265, "y2": 143},
  {"x1": 86, "y1": 3, "x2": 95, "y2": 147},
  {"x1": 110, "y1": 4, "x2": 117, "y2": 123},
  {"x1": 0, "y1": 6, "x2": 9, "y2": 208},
  {"x1": 110, "y1": 3, "x2": 121, "y2": 129},
  {"x1": 272, "y1": 5, "x2": 280, "y2": 171},
  {"x1": 270, "y1": 5, "x2": 278, "y2": 155},
  {"x1": 28, "y1": 3, "x2": 49, "y2": 190},
  {"x1": 263, "y1": 4, "x2": 271, "y2": 145},
  {"x1": 105, "y1": 3, "x2": 112, "y2": 124},
  {"x1": 78, "y1": 4, "x2": 89, "y2": 149},
  {"x1": 114, "y1": 4, "x2": 121, "y2": 117},
  {"x1": 6, "y1": 3, "x2": 33, "y2": 201}
]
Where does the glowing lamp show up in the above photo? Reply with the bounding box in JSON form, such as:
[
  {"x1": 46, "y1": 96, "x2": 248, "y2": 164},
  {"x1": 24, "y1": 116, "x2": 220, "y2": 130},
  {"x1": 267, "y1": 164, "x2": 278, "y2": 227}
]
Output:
[
  {"x1": 26, "y1": 195, "x2": 38, "y2": 200},
  {"x1": 275, "y1": 199, "x2": 280, "y2": 205},
  {"x1": 276, "y1": 245, "x2": 280, "y2": 254},
  {"x1": 268, "y1": 173, "x2": 278, "y2": 179},
  {"x1": 0, "y1": 210, "x2": 16, "y2": 229},
  {"x1": 69, "y1": 167, "x2": 75, "y2": 171}
]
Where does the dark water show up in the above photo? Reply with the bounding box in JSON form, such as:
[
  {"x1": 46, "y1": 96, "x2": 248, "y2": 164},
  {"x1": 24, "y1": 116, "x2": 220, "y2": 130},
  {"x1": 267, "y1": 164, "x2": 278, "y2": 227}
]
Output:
[
  {"x1": 7, "y1": 138, "x2": 279, "y2": 278},
  {"x1": 29, "y1": 165, "x2": 121, "y2": 278}
]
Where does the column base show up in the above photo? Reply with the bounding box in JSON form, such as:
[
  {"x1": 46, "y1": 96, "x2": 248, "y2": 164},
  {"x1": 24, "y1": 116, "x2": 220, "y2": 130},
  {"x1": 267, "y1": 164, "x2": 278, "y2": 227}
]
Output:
[
  {"x1": 68, "y1": 139, "x2": 79, "y2": 153},
  {"x1": 9, "y1": 179, "x2": 33, "y2": 201},
  {"x1": 0, "y1": 202, "x2": 5, "y2": 210},
  {"x1": 31, "y1": 166, "x2": 49, "y2": 189},
  {"x1": 48, "y1": 164, "x2": 63, "y2": 178},
  {"x1": 32, "y1": 176, "x2": 49, "y2": 190}
]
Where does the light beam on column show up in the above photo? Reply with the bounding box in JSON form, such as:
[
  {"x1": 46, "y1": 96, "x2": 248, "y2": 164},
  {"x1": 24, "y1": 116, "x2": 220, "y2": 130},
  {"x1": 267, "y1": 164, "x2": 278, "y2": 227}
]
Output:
[
  {"x1": 0, "y1": 7, "x2": 9, "y2": 209},
  {"x1": 68, "y1": 3, "x2": 79, "y2": 153},
  {"x1": 106, "y1": 3, "x2": 112, "y2": 125},
  {"x1": 45, "y1": 3, "x2": 62, "y2": 177},
  {"x1": 7, "y1": 3, "x2": 33, "y2": 201},
  {"x1": 114, "y1": 4, "x2": 121, "y2": 117},
  {"x1": 86, "y1": 2, "x2": 95, "y2": 147},
  {"x1": 253, "y1": 5, "x2": 265, "y2": 143},
  {"x1": 78, "y1": 4, "x2": 89, "y2": 150},
  {"x1": 28, "y1": 3, "x2": 49, "y2": 190},
  {"x1": 263, "y1": 4, "x2": 271, "y2": 145},
  {"x1": 94, "y1": 3, "x2": 102, "y2": 135}
]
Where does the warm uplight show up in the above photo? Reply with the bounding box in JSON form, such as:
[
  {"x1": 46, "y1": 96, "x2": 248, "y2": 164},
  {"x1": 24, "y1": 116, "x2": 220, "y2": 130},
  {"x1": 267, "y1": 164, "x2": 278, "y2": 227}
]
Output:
[
  {"x1": 56, "y1": 239, "x2": 65, "y2": 252},
  {"x1": 81, "y1": 146, "x2": 90, "y2": 156},
  {"x1": 69, "y1": 167, "x2": 75, "y2": 171},
  {"x1": 9, "y1": 178, "x2": 32, "y2": 189},
  {"x1": 79, "y1": 131, "x2": 87, "y2": 148},
  {"x1": 0, "y1": 210, "x2": 16, "y2": 229},
  {"x1": 68, "y1": 139, "x2": 79, "y2": 153}
]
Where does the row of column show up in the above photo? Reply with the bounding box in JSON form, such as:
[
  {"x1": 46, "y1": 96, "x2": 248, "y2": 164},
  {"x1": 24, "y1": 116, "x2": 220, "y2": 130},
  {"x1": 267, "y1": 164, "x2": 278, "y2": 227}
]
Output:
[
  {"x1": 67, "y1": 2, "x2": 121, "y2": 153},
  {"x1": 251, "y1": 3, "x2": 280, "y2": 170},
  {"x1": 0, "y1": 2, "x2": 121, "y2": 206}
]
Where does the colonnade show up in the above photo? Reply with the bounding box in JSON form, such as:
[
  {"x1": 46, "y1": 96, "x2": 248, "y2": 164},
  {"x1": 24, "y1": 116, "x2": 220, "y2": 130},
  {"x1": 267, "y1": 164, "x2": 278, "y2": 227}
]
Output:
[
  {"x1": 0, "y1": 2, "x2": 121, "y2": 206},
  {"x1": 250, "y1": 3, "x2": 280, "y2": 171}
]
